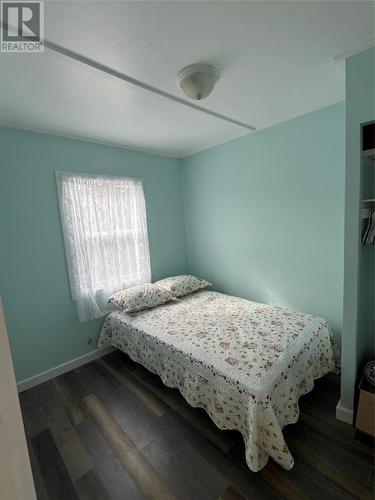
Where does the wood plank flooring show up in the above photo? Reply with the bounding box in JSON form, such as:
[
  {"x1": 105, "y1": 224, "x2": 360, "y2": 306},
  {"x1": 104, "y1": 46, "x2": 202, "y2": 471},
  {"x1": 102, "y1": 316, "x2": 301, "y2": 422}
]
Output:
[{"x1": 19, "y1": 350, "x2": 374, "y2": 500}]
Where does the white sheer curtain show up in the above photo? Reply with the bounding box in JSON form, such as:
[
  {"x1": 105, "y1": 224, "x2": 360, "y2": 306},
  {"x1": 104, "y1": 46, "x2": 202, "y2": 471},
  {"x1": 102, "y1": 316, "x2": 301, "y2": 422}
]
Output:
[{"x1": 56, "y1": 172, "x2": 151, "y2": 321}]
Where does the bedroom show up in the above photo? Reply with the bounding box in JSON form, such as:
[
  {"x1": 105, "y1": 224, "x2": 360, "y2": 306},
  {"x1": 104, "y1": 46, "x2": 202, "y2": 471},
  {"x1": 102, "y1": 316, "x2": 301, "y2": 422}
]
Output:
[{"x1": 0, "y1": 1, "x2": 374, "y2": 499}]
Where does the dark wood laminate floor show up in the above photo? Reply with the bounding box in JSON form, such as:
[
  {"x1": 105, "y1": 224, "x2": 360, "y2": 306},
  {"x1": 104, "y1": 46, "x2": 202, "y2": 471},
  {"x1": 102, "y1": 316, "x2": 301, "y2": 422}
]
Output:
[{"x1": 19, "y1": 351, "x2": 374, "y2": 500}]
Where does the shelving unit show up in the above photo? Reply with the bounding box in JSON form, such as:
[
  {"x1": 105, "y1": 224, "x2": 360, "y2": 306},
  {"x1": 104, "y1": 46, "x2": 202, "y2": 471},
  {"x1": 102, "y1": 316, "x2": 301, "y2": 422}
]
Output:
[
  {"x1": 356, "y1": 120, "x2": 374, "y2": 387},
  {"x1": 361, "y1": 123, "x2": 375, "y2": 224},
  {"x1": 362, "y1": 148, "x2": 375, "y2": 161}
]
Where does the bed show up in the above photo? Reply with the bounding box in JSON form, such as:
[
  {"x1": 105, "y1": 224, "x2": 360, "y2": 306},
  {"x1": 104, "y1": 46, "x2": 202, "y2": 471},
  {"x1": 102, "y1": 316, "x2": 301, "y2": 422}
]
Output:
[{"x1": 98, "y1": 290, "x2": 338, "y2": 472}]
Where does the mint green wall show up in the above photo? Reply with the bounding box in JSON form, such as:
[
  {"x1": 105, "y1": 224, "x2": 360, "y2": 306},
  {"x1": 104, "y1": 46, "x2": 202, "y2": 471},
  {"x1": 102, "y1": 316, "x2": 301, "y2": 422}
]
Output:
[
  {"x1": 341, "y1": 47, "x2": 375, "y2": 412},
  {"x1": 0, "y1": 127, "x2": 187, "y2": 382},
  {"x1": 182, "y1": 103, "x2": 345, "y2": 340},
  {"x1": 0, "y1": 104, "x2": 347, "y2": 385}
]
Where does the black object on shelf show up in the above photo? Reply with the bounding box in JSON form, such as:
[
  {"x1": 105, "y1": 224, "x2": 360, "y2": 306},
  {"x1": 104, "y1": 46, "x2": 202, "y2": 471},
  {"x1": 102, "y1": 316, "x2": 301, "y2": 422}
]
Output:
[{"x1": 362, "y1": 122, "x2": 375, "y2": 152}]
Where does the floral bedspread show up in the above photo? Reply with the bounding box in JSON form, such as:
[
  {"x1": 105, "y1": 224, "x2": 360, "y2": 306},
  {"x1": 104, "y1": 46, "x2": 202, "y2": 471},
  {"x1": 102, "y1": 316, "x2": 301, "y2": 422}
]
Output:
[{"x1": 98, "y1": 291, "x2": 337, "y2": 471}]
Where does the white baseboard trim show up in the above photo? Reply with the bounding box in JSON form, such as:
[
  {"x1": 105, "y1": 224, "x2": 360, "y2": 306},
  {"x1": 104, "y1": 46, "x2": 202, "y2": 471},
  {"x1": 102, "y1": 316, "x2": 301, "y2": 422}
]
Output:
[
  {"x1": 17, "y1": 346, "x2": 114, "y2": 393},
  {"x1": 336, "y1": 399, "x2": 354, "y2": 425}
]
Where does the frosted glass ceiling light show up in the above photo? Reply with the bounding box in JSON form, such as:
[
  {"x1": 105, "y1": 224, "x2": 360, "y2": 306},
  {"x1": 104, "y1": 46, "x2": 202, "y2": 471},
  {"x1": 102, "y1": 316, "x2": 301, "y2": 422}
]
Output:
[{"x1": 177, "y1": 63, "x2": 219, "y2": 100}]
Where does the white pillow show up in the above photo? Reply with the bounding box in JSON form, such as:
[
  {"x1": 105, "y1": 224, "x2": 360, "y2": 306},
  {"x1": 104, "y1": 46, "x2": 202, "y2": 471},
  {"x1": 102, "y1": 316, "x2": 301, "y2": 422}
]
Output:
[
  {"x1": 108, "y1": 283, "x2": 176, "y2": 313},
  {"x1": 155, "y1": 274, "x2": 211, "y2": 298}
]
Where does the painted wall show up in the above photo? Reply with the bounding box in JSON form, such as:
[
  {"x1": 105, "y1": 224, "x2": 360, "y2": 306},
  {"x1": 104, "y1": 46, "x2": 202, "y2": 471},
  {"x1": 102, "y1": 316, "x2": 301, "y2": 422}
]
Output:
[
  {"x1": 341, "y1": 47, "x2": 375, "y2": 413},
  {"x1": 0, "y1": 103, "x2": 347, "y2": 385},
  {"x1": 0, "y1": 127, "x2": 187, "y2": 382},
  {"x1": 182, "y1": 103, "x2": 345, "y2": 340}
]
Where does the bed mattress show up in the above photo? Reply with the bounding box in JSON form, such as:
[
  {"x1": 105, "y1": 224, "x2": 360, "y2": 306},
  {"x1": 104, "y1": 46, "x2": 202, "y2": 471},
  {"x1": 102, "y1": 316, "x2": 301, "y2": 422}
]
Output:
[{"x1": 98, "y1": 290, "x2": 337, "y2": 471}]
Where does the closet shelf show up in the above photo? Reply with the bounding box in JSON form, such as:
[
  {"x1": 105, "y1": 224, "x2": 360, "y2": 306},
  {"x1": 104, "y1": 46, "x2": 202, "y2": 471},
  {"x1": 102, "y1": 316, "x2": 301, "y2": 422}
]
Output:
[
  {"x1": 362, "y1": 149, "x2": 375, "y2": 161},
  {"x1": 362, "y1": 199, "x2": 375, "y2": 204}
]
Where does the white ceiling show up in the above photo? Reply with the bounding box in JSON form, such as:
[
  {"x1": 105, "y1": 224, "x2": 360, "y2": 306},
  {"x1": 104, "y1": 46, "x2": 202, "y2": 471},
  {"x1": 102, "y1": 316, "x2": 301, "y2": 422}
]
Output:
[{"x1": 1, "y1": 1, "x2": 374, "y2": 158}]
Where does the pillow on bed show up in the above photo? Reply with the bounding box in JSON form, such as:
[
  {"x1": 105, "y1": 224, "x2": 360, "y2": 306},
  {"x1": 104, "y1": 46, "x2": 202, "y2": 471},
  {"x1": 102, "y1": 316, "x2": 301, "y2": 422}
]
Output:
[
  {"x1": 155, "y1": 274, "x2": 211, "y2": 298},
  {"x1": 108, "y1": 283, "x2": 176, "y2": 313}
]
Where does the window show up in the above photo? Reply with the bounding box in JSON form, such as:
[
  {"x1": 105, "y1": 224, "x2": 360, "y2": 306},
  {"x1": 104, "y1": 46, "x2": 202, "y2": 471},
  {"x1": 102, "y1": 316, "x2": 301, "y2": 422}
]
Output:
[{"x1": 56, "y1": 172, "x2": 151, "y2": 321}]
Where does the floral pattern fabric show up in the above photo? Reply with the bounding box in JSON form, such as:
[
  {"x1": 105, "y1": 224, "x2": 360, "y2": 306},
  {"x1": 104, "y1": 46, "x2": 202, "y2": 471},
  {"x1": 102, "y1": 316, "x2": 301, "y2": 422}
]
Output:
[
  {"x1": 155, "y1": 274, "x2": 211, "y2": 297},
  {"x1": 108, "y1": 283, "x2": 176, "y2": 313},
  {"x1": 98, "y1": 291, "x2": 337, "y2": 471}
]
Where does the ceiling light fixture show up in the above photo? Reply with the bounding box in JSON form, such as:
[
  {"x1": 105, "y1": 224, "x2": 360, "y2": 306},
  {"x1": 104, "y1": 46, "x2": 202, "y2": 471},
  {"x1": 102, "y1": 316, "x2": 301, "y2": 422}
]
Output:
[
  {"x1": 37, "y1": 38, "x2": 255, "y2": 130},
  {"x1": 177, "y1": 63, "x2": 219, "y2": 101}
]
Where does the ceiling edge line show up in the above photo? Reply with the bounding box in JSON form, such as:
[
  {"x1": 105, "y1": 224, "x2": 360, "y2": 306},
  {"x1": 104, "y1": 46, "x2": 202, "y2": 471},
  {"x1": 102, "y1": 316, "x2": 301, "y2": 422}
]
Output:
[
  {"x1": 0, "y1": 122, "x2": 180, "y2": 159},
  {"x1": 43, "y1": 40, "x2": 256, "y2": 132},
  {"x1": 334, "y1": 38, "x2": 375, "y2": 62}
]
